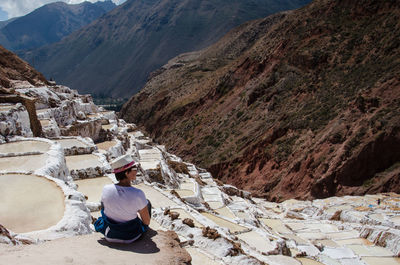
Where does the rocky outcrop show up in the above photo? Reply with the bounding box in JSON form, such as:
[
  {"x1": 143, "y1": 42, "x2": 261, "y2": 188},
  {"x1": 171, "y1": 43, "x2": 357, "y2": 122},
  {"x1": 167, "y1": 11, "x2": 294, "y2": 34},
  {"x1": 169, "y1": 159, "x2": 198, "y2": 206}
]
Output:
[
  {"x1": 121, "y1": 0, "x2": 400, "y2": 201},
  {"x1": 0, "y1": 45, "x2": 48, "y2": 88}
]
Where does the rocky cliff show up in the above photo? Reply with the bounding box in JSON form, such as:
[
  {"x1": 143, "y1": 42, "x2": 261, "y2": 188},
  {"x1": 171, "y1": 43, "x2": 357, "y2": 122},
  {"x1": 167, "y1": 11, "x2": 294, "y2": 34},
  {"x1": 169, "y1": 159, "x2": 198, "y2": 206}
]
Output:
[{"x1": 120, "y1": 0, "x2": 400, "y2": 201}]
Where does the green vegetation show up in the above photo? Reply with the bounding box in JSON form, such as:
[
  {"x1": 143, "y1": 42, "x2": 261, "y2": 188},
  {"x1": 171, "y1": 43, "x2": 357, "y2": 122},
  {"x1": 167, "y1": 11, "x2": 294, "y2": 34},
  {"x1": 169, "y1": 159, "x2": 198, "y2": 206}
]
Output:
[
  {"x1": 362, "y1": 178, "x2": 374, "y2": 188},
  {"x1": 274, "y1": 135, "x2": 299, "y2": 163}
]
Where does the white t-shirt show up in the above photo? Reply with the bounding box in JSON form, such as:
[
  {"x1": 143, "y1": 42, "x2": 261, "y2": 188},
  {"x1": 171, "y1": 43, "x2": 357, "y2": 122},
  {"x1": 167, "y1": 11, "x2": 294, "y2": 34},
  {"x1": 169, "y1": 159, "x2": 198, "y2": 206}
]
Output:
[{"x1": 101, "y1": 184, "x2": 148, "y2": 223}]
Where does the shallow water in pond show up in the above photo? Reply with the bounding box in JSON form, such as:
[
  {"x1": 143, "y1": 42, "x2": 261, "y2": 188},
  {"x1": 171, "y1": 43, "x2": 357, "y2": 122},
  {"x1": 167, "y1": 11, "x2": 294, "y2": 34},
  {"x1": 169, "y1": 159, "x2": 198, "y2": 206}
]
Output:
[
  {"x1": 65, "y1": 154, "x2": 103, "y2": 170},
  {"x1": 39, "y1": 119, "x2": 51, "y2": 127},
  {"x1": 0, "y1": 174, "x2": 64, "y2": 233},
  {"x1": 96, "y1": 141, "x2": 117, "y2": 150},
  {"x1": 133, "y1": 183, "x2": 179, "y2": 208},
  {"x1": 101, "y1": 124, "x2": 114, "y2": 130},
  {"x1": 56, "y1": 138, "x2": 89, "y2": 149},
  {"x1": 361, "y1": 257, "x2": 400, "y2": 265},
  {"x1": 201, "y1": 212, "x2": 247, "y2": 233},
  {"x1": 75, "y1": 177, "x2": 113, "y2": 203},
  {"x1": 0, "y1": 140, "x2": 50, "y2": 155},
  {"x1": 0, "y1": 153, "x2": 48, "y2": 171},
  {"x1": 175, "y1": 189, "x2": 194, "y2": 197}
]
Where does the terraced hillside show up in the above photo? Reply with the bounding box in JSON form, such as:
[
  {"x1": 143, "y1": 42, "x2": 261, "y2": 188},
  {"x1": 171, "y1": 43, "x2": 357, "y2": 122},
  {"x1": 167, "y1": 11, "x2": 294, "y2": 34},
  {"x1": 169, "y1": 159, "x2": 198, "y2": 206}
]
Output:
[{"x1": 0, "y1": 44, "x2": 399, "y2": 265}]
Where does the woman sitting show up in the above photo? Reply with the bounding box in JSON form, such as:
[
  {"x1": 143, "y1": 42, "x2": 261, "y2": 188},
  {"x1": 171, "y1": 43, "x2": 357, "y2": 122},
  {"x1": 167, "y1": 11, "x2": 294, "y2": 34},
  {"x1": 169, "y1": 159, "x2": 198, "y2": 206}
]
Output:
[{"x1": 95, "y1": 154, "x2": 151, "y2": 243}]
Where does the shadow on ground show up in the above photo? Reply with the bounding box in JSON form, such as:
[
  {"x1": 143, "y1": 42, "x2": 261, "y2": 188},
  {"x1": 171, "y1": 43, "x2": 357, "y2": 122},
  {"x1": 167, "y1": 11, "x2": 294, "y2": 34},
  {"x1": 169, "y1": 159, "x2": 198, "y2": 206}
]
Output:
[{"x1": 97, "y1": 229, "x2": 160, "y2": 254}]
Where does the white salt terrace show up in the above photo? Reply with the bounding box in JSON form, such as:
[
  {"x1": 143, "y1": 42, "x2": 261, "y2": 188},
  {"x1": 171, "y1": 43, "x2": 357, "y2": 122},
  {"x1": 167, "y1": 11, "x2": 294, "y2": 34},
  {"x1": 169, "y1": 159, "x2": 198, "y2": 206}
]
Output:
[
  {"x1": 348, "y1": 245, "x2": 395, "y2": 257},
  {"x1": 0, "y1": 104, "x2": 16, "y2": 112},
  {"x1": 214, "y1": 206, "x2": 236, "y2": 219},
  {"x1": 201, "y1": 212, "x2": 248, "y2": 233},
  {"x1": 56, "y1": 138, "x2": 90, "y2": 149},
  {"x1": 391, "y1": 216, "x2": 400, "y2": 226},
  {"x1": 185, "y1": 247, "x2": 222, "y2": 265},
  {"x1": 138, "y1": 148, "x2": 163, "y2": 171},
  {"x1": 176, "y1": 179, "x2": 196, "y2": 197},
  {"x1": 36, "y1": 108, "x2": 50, "y2": 115},
  {"x1": 39, "y1": 119, "x2": 51, "y2": 127},
  {"x1": 101, "y1": 124, "x2": 114, "y2": 130},
  {"x1": 237, "y1": 231, "x2": 276, "y2": 253},
  {"x1": 261, "y1": 218, "x2": 293, "y2": 235},
  {"x1": 0, "y1": 173, "x2": 64, "y2": 233},
  {"x1": 134, "y1": 183, "x2": 179, "y2": 209},
  {"x1": 201, "y1": 186, "x2": 224, "y2": 209},
  {"x1": 362, "y1": 257, "x2": 400, "y2": 265},
  {"x1": 65, "y1": 154, "x2": 104, "y2": 171},
  {"x1": 96, "y1": 140, "x2": 117, "y2": 150}
]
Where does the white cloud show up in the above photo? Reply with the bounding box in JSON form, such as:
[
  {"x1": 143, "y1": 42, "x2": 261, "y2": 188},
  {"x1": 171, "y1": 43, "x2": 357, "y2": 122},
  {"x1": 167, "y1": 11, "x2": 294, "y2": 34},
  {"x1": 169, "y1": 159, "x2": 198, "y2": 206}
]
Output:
[{"x1": 0, "y1": 0, "x2": 125, "y2": 20}]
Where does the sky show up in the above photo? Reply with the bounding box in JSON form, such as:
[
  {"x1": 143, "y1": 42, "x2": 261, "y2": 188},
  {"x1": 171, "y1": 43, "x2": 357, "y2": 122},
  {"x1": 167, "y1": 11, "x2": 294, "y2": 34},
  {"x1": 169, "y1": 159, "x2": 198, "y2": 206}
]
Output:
[{"x1": 0, "y1": 0, "x2": 126, "y2": 21}]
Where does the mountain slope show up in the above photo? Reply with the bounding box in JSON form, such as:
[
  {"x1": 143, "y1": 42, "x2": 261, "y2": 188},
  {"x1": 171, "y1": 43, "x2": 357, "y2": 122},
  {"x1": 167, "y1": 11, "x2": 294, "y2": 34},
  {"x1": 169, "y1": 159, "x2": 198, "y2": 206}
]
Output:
[
  {"x1": 0, "y1": 45, "x2": 48, "y2": 88},
  {"x1": 0, "y1": 18, "x2": 18, "y2": 29},
  {"x1": 120, "y1": 0, "x2": 400, "y2": 201},
  {"x1": 0, "y1": 1, "x2": 115, "y2": 51},
  {"x1": 19, "y1": 0, "x2": 310, "y2": 97}
]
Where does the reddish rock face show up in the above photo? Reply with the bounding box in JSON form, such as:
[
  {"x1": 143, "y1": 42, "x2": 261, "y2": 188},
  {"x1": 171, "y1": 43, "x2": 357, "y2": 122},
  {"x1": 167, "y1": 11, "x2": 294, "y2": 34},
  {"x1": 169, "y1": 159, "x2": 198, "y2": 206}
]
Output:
[
  {"x1": 120, "y1": 0, "x2": 400, "y2": 201},
  {"x1": 0, "y1": 45, "x2": 48, "y2": 88}
]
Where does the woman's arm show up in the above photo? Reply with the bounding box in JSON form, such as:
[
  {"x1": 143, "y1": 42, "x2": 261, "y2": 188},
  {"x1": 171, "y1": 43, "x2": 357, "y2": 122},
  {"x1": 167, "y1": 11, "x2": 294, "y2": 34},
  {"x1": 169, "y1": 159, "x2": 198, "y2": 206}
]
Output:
[{"x1": 138, "y1": 205, "x2": 151, "y2": 225}]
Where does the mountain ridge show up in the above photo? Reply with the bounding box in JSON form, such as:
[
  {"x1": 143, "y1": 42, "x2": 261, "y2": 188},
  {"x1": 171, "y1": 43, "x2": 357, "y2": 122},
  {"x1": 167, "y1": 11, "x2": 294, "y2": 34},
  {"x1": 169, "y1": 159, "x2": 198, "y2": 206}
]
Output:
[
  {"x1": 0, "y1": 1, "x2": 116, "y2": 52},
  {"x1": 19, "y1": 0, "x2": 311, "y2": 97},
  {"x1": 120, "y1": 0, "x2": 400, "y2": 201}
]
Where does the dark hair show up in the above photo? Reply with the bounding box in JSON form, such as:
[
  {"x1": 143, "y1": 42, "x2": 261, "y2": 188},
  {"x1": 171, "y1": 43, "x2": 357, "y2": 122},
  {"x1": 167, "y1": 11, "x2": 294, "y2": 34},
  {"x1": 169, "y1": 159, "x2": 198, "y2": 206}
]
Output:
[{"x1": 115, "y1": 170, "x2": 127, "y2": 181}]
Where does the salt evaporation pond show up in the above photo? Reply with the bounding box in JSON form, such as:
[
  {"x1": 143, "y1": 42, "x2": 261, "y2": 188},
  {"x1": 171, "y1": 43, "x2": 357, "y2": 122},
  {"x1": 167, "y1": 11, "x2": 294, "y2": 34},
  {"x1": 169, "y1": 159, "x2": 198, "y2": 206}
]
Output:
[
  {"x1": 65, "y1": 154, "x2": 103, "y2": 170},
  {"x1": 0, "y1": 140, "x2": 50, "y2": 155},
  {"x1": 56, "y1": 138, "x2": 89, "y2": 149},
  {"x1": 101, "y1": 124, "x2": 114, "y2": 130},
  {"x1": 96, "y1": 140, "x2": 117, "y2": 150},
  {"x1": 0, "y1": 174, "x2": 64, "y2": 233},
  {"x1": 39, "y1": 119, "x2": 51, "y2": 127},
  {"x1": 0, "y1": 154, "x2": 48, "y2": 171},
  {"x1": 75, "y1": 176, "x2": 113, "y2": 203}
]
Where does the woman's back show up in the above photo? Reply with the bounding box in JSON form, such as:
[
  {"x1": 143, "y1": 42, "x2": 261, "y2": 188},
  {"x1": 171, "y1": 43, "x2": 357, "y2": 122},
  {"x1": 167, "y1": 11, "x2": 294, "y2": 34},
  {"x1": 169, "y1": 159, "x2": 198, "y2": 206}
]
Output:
[{"x1": 101, "y1": 184, "x2": 147, "y2": 223}]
